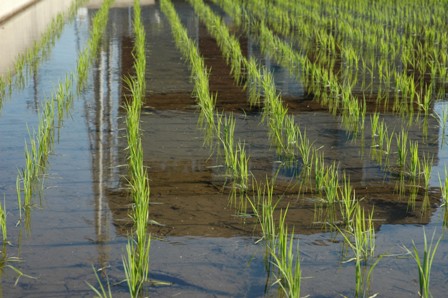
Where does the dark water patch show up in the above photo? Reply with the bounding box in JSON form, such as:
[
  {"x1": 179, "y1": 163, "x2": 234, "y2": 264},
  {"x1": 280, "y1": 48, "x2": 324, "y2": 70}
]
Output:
[
  {"x1": 197, "y1": 21, "x2": 251, "y2": 112},
  {"x1": 144, "y1": 3, "x2": 195, "y2": 108},
  {"x1": 143, "y1": 92, "x2": 196, "y2": 110}
]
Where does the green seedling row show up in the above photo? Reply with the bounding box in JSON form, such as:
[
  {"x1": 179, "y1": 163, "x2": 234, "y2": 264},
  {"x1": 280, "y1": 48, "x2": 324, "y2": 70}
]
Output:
[
  {"x1": 121, "y1": 0, "x2": 152, "y2": 297},
  {"x1": 184, "y1": 0, "x2": 448, "y2": 296},
  {"x1": 0, "y1": 0, "x2": 114, "y2": 290},
  {"x1": 161, "y1": 0, "x2": 250, "y2": 206},
  {"x1": 17, "y1": 0, "x2": 114, "y2": 219}
]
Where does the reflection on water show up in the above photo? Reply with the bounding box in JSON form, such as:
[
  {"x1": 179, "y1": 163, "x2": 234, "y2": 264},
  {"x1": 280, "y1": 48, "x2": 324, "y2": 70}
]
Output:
[{"x1": 86, "y1": 36, "x2": 123, "y2": 268}]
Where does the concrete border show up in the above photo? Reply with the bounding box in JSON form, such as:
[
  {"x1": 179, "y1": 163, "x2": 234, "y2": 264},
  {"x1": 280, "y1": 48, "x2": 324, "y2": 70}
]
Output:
[
  {"x1": 0, "y1": 0, "x2": 73, "y2": 75},
  {"x1": 0, "y1": 0, "x2": 43, "y2": 25},
  {"x1": 1, "y1": 0, "x2": 156, "y2": 23}
]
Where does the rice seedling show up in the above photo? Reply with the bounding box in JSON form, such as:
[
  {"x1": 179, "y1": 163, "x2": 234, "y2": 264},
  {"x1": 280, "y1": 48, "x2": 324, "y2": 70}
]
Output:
[
  {"x1": 248, "y1": 179, "x2": 278, "y2": 247},
  {"x1": 0, "y1": 77, "x2": 6, "y2": 98},
  {"x1": 341, "y1": 95, "x2": 363, "y2": 134},
  {"x1": 339, "y1": 173, "x2": 358, "y2": 228},
  {"x1": 267, "y1": 98, "x2": 288, "y2": 155},
  {"x1": 417, "y1": 84, "x2": 433, "y2": 116},
  {"x1": 123, "y1": 116, "x2": 151, "y2": 295},
  {"x1": 354, "y1": 206, "x2": 376, "y2": 260},
  {"x1": 86, "y1": 266, "x2": 113, "y2": 298},
  {"x1": 421, "y1": 154, "x2": 433, "y2": 190},
  {"x1": 246, "y1": 173, "x2": 302, "y2": 295},
  {"x1": 120, "y1": 1, "x2": 152, "y2": 296},
  {"x1": 216, "y1": 115, "x2": 250, "y2": 203},
  {"x1": 247, "y1": 179, "x2": 303, "y2": 296},
  {"x1": 282, "y1": 116, "x2": 299, "y2": 159},
  {"x1": 14, "y1": 73, "x2": 78, "y2": 225},
  {"x1": 314, "y1": 151, "x2": 327, "y2": 194},
  {"x1": 323, "y1": 162, "x2": 339, "y2": 204},
  {"x1": 376, "y1": 121, "x2": 387, "y2": 152},
  {"x1": 123, "y1": 237, "x2": 151, "y2": 298},
  {"x1": 236, "y1": 141, "x2": 249, "y2": 191},
  {"x1": 77, "y1": 51, "x2": 90, "y2": 92},
  {"x1": 16, "y1": 174, "x2": 22, "y2": 220},
  {"x1": 409, "y1": 141, "x2": 420, "y2": 179},
  {"x1": 54, "y1": 75, "x2": 74, "y2": 126},
  {"x1": 396, "y1": 129, "x2": 408, "y2": 170},
  {"x1": 404, "y1": 229, "x2": 442, "y2": 298},
  {"x1": 245, "y1": 58, "x2": 263, "y2": 107},
  {"x1": 0, "y1": 251, "x2": 36, "y2": 287},
  {"x1": 338, "y1": 205, "x2": 379, "y2": 297},
  {"x1": 38, "y1": 100, "x2": 56, "y2": 167},
  {"x1": 271, "y1": 210, "x2": 301, "y2": 298},
  {"x1": 383, "y1": 130, "x2": 395, "y2": 167},
  {"x1": 219, "y1": 114, "x2": 236, "y2": 173},
  {"x1": 21, "y1": 137, "x2": 38, "y2": 209},
  {"x1": 0, "y1": 197, "x2": 7, "y2": 242},
  {"x1": 297, "y1": 129, "x2": 314, "y2": 178}
]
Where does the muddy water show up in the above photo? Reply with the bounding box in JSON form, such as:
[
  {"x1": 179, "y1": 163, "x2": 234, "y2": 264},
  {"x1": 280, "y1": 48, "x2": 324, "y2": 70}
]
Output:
[{"x1": 0, "y1": 0, "x2": 448, "y2": 297}]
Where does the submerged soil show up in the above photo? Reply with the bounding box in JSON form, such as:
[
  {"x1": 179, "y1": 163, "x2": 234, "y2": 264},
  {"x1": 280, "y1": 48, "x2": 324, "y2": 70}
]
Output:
[{"x1": 0, "y1": 0, "x2": 447, "y2": 297}]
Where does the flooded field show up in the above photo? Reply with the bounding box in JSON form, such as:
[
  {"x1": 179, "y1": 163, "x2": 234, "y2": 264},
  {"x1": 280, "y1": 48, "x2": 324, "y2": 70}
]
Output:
[{"x1": 1, "y1": 0, "x2": 448, "y2": 297}]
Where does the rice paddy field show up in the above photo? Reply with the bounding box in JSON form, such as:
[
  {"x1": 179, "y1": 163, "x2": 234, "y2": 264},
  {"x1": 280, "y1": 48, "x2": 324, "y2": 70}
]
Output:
[{"x1": 1, "y1": 0, "x2": 448, "y2": 297}]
